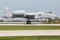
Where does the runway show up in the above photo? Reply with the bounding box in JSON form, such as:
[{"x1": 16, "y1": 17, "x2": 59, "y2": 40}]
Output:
[
  {"x1": 0, "y1": 30, "x2": 60, "y2": 36},
  {"x1": 0, "y1": 22, "x2": 43, "y2": 24},
  {"x1": 0, "y1": 24, "x2": 60, "y2": 26},
  {"x1": 0, "y1": 24, "x2": 60, "y2": 36}
]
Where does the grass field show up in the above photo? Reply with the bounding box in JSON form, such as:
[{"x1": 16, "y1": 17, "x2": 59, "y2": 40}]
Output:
[
  {"x1": 0, "y1": 25, "x2": 60, "y2": 30},
  {"x1": 0, "y1": 36, "x2": 60, "y2": 40}
]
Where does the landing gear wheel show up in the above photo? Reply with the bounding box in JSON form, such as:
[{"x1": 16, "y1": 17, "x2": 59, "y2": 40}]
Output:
[{"x1": 27, "y1": 21, "x2": 31, "y2": 24}]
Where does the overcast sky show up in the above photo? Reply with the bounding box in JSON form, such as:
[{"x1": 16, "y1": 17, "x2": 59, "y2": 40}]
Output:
[{"x1": 0, "y1": 0, "x2": 60, "y2": 17}]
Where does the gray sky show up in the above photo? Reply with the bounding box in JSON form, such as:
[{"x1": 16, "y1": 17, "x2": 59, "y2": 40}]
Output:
[{"x1": 0, "y1": 0, "x2": 60, "y2": 17}]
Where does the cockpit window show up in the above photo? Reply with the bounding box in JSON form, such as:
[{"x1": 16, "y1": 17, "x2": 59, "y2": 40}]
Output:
[{"x1": 39, "y1": 14, "x2": 41, "y2": 16}]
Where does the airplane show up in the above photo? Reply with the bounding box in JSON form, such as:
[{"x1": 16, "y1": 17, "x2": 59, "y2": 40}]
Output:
[
  {"x1": 0, "y1": 7, "x2": 57, "y2": 22},
  {"x1": 11, "y1": 10, "x2": 57, "y2": 21}
]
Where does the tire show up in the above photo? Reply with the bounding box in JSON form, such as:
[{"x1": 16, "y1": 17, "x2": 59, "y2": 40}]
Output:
[{"x1": 27, "y1": 21, "x2": 31, "y2": 24}]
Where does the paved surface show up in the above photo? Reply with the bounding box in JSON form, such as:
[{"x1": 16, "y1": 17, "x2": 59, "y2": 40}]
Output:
[
  {"x1": 0, "y1": 22, "x2": 43, "y2": 24},
  {"x1": 0, "y1": 24, "x2": 60, "y2": 36},
  {"x1": 0, "y1": 24, "x2": 60, "y2": 26},
  {"x1": 0, "y1": 30, "x2": 60, "y2": 36}
]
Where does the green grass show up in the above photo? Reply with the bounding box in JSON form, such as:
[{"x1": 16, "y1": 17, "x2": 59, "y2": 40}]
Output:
[
  {"x1": 0, "y1": 25, "x2": 60, "y2": 30},
  {"x1": 0, "y1": 36, "x2": 60, "y2": 40}
]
